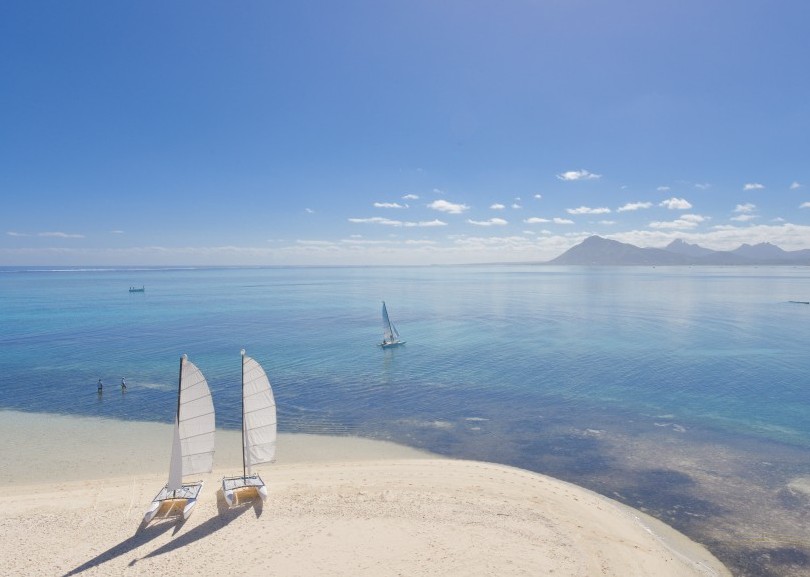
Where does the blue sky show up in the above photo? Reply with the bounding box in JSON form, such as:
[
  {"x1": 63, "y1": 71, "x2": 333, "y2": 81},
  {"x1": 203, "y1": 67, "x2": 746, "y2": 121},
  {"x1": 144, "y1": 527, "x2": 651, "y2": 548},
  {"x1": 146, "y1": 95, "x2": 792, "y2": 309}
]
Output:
[{"x1": 2, "y1": 0, "x2": 809, "y2": 265}]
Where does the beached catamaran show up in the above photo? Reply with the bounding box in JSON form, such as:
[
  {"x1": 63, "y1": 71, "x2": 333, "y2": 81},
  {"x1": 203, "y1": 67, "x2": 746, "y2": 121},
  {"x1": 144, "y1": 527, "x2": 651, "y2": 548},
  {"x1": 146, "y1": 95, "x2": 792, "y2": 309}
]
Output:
[
  {"x1": 380, "y1": 301, "x2": 405, "y2": 348},
  {"x1": 222, "y1": 350, "x2": 277, "y2": 506},
  {"x1": 143, "y1": 355, "x2": 216, "y2": 523}
]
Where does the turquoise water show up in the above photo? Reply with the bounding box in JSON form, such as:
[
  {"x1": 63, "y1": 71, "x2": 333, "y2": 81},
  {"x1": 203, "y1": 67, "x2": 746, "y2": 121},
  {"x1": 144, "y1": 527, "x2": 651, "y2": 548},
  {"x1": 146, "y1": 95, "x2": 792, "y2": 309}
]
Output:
[
  {"x1": 3, "y1": 265, "x2": 810, "y2": 575},
  {"x1": 2, "y1": 265, "x2": 809, "y2": 446}
]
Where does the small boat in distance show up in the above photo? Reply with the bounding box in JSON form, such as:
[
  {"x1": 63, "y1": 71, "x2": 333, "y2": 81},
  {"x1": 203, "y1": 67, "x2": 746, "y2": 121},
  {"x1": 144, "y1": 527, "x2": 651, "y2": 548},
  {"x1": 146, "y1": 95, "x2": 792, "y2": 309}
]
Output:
[
  {"x1": 222, "y1": 350, "x2": 277, "y2": 506},
  {"x1": 129, "y1": 286, "x2": 145, "y2": 293},
  {"x1": 380, "y1": 301, "x2": 405, "y2": 348},
  {"x1": 143, "y1": 355, "x2": 216, "y2": 524}
]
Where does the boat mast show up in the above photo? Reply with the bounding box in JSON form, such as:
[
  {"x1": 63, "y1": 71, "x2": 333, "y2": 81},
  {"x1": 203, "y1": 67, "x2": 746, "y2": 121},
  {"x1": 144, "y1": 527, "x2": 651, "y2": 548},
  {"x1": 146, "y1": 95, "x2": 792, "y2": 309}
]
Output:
[
  {"x1": 174, "y1": 354, "x2": 185, "y2": 497},
  {"x1": 241, "y1": 349, "x2": 247, "y2": 479}
]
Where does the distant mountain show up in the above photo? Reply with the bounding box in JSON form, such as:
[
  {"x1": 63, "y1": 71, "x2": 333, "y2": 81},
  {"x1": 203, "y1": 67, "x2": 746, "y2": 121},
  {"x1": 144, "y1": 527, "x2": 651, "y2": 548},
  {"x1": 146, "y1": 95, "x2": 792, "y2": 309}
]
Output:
[
  {"x1": 548, "y1": 236, "x2": 690, "y2": 265},
  {"x1": 546, "y1": 236, "x2": 810, "y2": 266},
  {"x1": 664, "y1": 239, "x2": 715, "y2": 257},
  {"x1": 732, "y1": 242, "x2": 788, "y2": 260}
]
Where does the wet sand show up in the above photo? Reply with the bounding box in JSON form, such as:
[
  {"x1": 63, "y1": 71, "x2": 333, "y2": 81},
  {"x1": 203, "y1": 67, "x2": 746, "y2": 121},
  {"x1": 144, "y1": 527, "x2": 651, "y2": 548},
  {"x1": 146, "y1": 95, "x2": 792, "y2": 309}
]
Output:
[{"x1": 0, "y1": 410, "x2": 730, "y2": 577}]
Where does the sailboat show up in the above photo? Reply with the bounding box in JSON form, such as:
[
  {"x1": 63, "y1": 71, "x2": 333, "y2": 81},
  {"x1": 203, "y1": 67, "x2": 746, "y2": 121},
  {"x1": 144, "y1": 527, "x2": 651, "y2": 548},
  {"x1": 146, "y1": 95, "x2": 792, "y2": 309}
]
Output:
[
  {"x1": 380, "y1": 301, "x2": 405, "y2": 348},
  {"x1": 222, "y1": 350, "x2": 277, "y2": 506},
  {"x1": 143, "y1": 355, "x2": 216, "y2": 524}
]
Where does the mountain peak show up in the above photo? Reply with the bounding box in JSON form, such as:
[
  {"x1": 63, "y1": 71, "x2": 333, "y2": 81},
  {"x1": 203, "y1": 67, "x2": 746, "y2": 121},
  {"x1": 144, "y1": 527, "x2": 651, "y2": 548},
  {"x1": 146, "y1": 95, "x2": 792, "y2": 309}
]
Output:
[
  {"x1": 732, "y1": 242, "x2": 787, "y2": 258},
  {"x1": 549, "y1": 236, "x2": 689, "y2": 265},
  {"x1": 545, "y1": 237, "x2": 810, "y2": 265},
  {"x1": 665, "y1": 238, "x2": 714, "y2": 257}
]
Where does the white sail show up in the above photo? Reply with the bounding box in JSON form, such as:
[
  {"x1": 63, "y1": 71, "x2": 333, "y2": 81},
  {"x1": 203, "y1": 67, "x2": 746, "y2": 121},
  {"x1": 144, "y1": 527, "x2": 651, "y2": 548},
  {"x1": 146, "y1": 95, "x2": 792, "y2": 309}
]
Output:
[
  {"x1": 381, "y1": 301, "x2": 404, "y2": 346},
  {"x1": 242, "y1": 353, "x2": 277, "y2": 472},
  {"x1": 167, "y1": 356, "x2": 216, "y2": 490},
  {"x1": 382, "y1": 301, "x2": 400, "y2": 343}
]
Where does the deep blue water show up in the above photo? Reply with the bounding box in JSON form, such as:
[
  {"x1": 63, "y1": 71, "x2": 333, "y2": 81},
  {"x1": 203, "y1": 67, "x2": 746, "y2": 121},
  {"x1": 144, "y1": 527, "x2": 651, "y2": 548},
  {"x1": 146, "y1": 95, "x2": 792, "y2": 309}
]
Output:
[
  {"x1": 4, "y1": 265, "x2": 810, "y2": 575},
  {"x1": 2, "y1": 265, "x2": 809, "y2": 448}
]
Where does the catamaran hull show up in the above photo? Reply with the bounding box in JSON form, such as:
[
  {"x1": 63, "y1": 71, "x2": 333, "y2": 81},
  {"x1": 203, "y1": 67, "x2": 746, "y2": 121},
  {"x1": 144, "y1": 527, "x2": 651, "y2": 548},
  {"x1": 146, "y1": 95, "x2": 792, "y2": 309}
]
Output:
[
  {"x1": 182, "y1": 498, "x2": 198, "y2": 519},
  {"x1": 222, "y1": 474, "x2": 267, "y2": 506},
  {"x1": 143, "y1": 500, "x2": 161, "y2": 524},
  {"x1": 142, "y1": 481, "x2": 204, "y2": 523}
]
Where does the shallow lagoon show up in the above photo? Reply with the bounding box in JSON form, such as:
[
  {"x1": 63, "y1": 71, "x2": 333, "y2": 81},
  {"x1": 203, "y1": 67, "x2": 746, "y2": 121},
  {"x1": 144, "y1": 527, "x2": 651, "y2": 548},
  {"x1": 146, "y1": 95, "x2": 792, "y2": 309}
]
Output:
[{"x1": 2, "y1": 265, "x2": 809, "y2": 576}]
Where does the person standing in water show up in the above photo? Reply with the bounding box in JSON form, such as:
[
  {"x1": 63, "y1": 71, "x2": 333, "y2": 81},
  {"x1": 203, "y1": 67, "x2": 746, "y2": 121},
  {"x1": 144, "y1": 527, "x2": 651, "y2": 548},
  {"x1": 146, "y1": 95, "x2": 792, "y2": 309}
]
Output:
[
  {"x1": 121, "y1": 377, "x2": 127, "y2": 392},
  {"x1": 97, "y1": 378, "x2": 103, "y2": 394}
]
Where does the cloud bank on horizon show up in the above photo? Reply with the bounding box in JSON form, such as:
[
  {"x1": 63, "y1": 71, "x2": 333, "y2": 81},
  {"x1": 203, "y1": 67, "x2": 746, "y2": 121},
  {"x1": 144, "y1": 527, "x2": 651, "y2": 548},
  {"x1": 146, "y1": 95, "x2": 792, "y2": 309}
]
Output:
[{"x1": 1, "y1": 1, "x2": 809, "y2": 266}]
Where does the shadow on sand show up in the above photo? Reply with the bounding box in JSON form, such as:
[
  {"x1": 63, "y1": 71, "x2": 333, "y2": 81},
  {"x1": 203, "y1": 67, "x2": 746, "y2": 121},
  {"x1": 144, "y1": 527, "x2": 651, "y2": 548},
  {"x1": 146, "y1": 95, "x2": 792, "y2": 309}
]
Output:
[
  {"x1": 62, "y1": 490, "x2": 263, "y2": 576},
  {"x1": 137, "y1": 490, "x2": 263, "y2": 562}
]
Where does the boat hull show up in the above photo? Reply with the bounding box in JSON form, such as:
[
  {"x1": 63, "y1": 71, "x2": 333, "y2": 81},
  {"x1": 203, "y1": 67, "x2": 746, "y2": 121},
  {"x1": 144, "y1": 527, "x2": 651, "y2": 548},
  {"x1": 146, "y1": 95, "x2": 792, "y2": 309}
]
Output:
[
  {"x1": 222, "y1": 473, "x2": 267, "y2": 506},
  {"x1": 142, "y1": 481, "x2": 204, "y2": 523},
  {"x1": 380, "y1": 340, "x2": 406, "y2": 348}
]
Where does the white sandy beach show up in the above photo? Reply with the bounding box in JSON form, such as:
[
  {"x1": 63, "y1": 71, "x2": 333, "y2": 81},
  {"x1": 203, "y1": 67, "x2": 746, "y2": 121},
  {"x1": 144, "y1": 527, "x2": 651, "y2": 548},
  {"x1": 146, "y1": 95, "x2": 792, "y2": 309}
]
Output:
[{"x1": 0, "y1": 410, "x2": 730, "y2": 577}]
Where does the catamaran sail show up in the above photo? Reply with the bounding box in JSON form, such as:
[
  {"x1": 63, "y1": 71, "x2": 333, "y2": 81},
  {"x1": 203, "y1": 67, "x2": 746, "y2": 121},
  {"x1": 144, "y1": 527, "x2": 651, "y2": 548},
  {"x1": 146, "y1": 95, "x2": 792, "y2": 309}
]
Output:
[
  {"x1": 380, "y1": 301, "x2": 405, "y2": 347},
  {"x1": 143, "y1": 355, "x2": 216, "y2": 523},
  {"x1": 222, "y1": 350, "x2": 277, "y2": 506}
]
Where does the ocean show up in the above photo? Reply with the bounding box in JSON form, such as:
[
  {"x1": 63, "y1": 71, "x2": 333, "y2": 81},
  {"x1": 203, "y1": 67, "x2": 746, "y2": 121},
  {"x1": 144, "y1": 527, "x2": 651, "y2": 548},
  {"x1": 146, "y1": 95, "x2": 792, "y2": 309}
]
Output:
[{"x1": 2, "y1": 265, "x2": 809, "y2": 576}]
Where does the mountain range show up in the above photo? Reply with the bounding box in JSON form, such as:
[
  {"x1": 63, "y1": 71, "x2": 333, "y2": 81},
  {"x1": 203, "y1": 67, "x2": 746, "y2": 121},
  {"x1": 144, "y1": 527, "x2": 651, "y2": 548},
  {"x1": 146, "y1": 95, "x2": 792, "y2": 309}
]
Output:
[{"x1": 547, "y1": 236, "x2": 810, "y2": 266}]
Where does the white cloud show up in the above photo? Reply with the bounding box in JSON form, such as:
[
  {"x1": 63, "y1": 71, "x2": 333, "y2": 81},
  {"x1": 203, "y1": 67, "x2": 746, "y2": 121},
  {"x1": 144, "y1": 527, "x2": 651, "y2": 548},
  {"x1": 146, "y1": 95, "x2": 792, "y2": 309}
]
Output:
[
  {"x1": 407, "y1": 219, "x2": 447, "y2": 228},
  {"x1": 617, "y1": 202, "x2": 653, "y2": 212},
  {"x1": 800, "y1": 202, "x2": 810, "y2": 209},
  {"x1": 339, "y1": 238, "x2": 438, "y2": 247},
  {"x1": 10, "y1": 221, "x2": 810, "y2": 267},
  {"x1": 524, "y1": 217, "x2": 550, "y2": 224},
  {"x1": 599, "y1": 220, "x2": 616, "y2": 225},
  {"x1": 648, "y1": 213, "x2": 707, "y2": 229},
  {"x1": 6, "y1": 231, "x2": 29, "y2": 237},
  {"x1": 731, "y1": 214, "x2": 758, "y2": 222},
  {"x1": 649, "y1": 221, "x2": 693, "y2": 230},
  {"x1": 339, "y1": 239, "x2": 400, "y2": 246},
  {"x1": 467, "y1": 218, "x2": 508, "y2": 227},
  {"x1": 511, "y1": 203, "x2": 522, "y2": 209},
  {"x1": 695, "y1": 183, "x2": 711, "y2": 190},
  {"x1": 534, "y1": 194, "x2": 542, "y2": 199},
  {"x1": 374, "y1": 202, "x2": 407, "y2": 209},
  {"x1": 553, "y1": 217, "x2": 575, "y2": 225},
  {"x1": 402, "y1": 194, "x2": 419, "y2": 200},
  {"x1": 659, "y1": 197, "x2": 692, "y2": 210},
  {"x1": 305, "y1": 208, "x2": 314, "y2": 214},
  {"x1": 743, "y1": 183, "x2": 764, "y2": 191},
  {"x1": 296, "y1": 240, "x2": 336, "y2": 247},
  {"x1": 348, "y1": 217, "x2": 402, "y2": 226},
  {"x1": 38, "y1": 231, "x2": 85, "y2": 238},
  {"x1": 110, "y1": 230, "x2": 124, "y2": 234},
  {"x1": 490, "y1": 203, "x2": 506, "y2": 210},
  {"x1": 657, "y1": 186, "x2": 671, "y2": 192},
  {"x1": 556, "y1": 169, "x2": 601, "y2": 181},
  {"x1": 734, "y1": 203, "x2": 756, "y2": 213},
  {"x1": 404, "y1": 239, "x2": 439, "y2": 245},
  {"x1": 566, "y1": 206, "x2": 611, "y2": 215},
  {"x1": 428, "y1": 199, "x2": 470, "y2": 214},
  {"x1": 791, "y1": 182, "x2": 802, "y2": 190},
  {"x1": 348, "y1": 217, "x2": 447, "y2": 228}
]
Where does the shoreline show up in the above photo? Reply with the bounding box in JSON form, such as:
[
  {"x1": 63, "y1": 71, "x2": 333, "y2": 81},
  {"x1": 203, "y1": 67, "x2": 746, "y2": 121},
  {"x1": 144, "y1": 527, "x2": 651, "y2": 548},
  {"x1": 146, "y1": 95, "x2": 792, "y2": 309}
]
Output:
[
  {"x1": 0, "y1": 409, "x2": 431, "y2": 486},
  {"x1": 0, "y1": 410, "x2": 730, "y2": 576}
]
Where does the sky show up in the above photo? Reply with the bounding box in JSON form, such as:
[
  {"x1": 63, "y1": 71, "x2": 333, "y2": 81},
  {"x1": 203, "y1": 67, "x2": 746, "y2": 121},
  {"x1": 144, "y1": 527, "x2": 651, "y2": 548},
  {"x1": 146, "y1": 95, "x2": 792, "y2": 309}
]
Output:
[{"x1": 2, "y1": 0, "x2": 810, "y2": 266}]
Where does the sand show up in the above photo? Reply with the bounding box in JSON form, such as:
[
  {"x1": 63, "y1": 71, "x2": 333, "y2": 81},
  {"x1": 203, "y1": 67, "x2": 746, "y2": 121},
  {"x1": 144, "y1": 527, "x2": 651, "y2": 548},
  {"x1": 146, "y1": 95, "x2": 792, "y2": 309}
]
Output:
[{"x1": 0, "y1": 410, "x2": 731, "y2": 577}]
